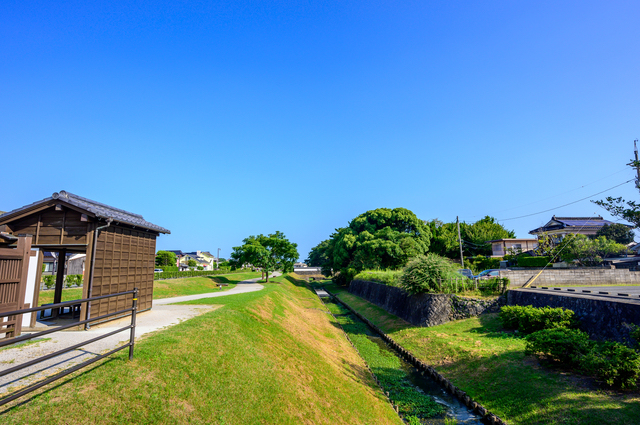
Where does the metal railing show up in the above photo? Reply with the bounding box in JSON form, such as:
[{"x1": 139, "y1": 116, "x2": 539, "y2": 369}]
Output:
[{"x1": 0, "y1": 288, "x2": 138, "y2": 407}]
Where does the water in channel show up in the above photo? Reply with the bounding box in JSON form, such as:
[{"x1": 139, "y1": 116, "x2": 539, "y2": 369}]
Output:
[{"x1": 326, "y1": 298, "x2": 485, "y2": 424}]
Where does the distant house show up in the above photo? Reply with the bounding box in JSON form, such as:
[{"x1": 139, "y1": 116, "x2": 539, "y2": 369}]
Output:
[
  {"x1": 182, "y1": 252, "x2": 214, "y2": 270},
  {"x1": 488, "y1": 239, "x2": 538, "y2": 257},
  {"x1": 528, "y1": 216, "x2": 629, "y2": 242}
]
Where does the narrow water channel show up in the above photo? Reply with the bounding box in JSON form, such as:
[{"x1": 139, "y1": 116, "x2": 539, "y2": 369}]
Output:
[{"x1": 323, "y1": 297, "x2": 486, "y2": 424}]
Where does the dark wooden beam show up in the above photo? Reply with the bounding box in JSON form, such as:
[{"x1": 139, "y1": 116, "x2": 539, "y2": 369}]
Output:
[{"x1": 52, "y1": 248, "x2": 67, "y2": 318}]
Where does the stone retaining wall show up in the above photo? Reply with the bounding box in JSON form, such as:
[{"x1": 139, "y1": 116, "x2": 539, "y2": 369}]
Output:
[
  {"x1": 508, "y1": 289, "x2": 640, "y2": 344},
  {"x1": 500, "y1": 267, "x2": 640, "y2": 287},
  {"x1": 348, "y1": 280, "x2": 503, "y2": 327}
]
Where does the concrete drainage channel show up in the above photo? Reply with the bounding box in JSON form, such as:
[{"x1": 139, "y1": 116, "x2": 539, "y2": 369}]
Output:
[{"x1": 317, "y1": 288, "x2": 505, "y2": 425}]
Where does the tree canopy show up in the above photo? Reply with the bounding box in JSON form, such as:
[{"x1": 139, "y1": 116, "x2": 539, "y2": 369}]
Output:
[
  {"x1": 426, "y1": 216, "x2": 515, "y2": 258},
  {"x1": 230, "y1": 231, "x2": 299, "y2": 281},
  {"x1": 557, "y1": 234, "x2": 627, "y2": 266},
  {"x1": 155, "y1": 250, "x2": 177, "y2": 267},
  {"x1": 595, "y1": 223, "x2": 635, "y2": 245},
  {"x1": 315, "y1": 208, "x2": 431, "y2": 283}
]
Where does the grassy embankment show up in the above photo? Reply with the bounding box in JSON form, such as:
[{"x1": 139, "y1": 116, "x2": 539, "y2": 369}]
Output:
[
  {"x1": 37, "y1": 271, "x2": 261, "y2": 305},
  {"x1": 324, "y1": 282, "x2": 640, "y2": 425},
  {"x1": 3, "y1": 275, "x2": 400, "y2": 425}
]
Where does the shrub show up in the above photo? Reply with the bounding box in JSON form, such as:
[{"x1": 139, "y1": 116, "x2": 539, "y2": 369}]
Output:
[
  {"x1": 631, "y1": 325, "x2": 640, "y2": 348},
  {"x1": 42, "y1": 275, "x2": 55, "y2": 289},
  {"x1": 579, "y1": 341, "x2": 640, "y2": 388},
  {"x1": 400, "y1": 253, "x2": 462, "y2": 294},
  {"x1": 353, "y1": 269, "x2": 402, "y2": 287},
  {"x1": 500, "y1": 305, "x2": 578, "y2": 334},
  {"x1": 197, "y1": 266, "x2": 204, "y2": 270},
  {"x1": 517, "y1": 256, "x2": 552, "y2": 267},
  {"x1": 64, "y1": 274, "x2": 83, "y2": 287},
  {"x1": 332, "y1": 267, "x2": 358, "y2": 286},
  {"x1": 525, "y1": 328, "x2": 593, "y2": 366},
  {"x1": 465, "y1": 255, "x2": 500, "y2": 273},
  {"x1": 159, "y1": 265, "x2": 179, "y2": 272},
  {"x1": 477, "y1": 277, "x2": 510, "y2": 295}
]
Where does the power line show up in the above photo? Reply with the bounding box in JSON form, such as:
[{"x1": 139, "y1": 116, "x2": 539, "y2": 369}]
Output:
[{"x1": 497, "y1": 179, "x2": 634, "y2": 222}]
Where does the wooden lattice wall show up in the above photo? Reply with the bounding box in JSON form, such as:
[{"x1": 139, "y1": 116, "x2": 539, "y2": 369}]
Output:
[
  {"x1": 0, "y1": 237, "x2": 32, "y2": 338},
  {"x1": 89, "y1": 226, "x2": 157, "y2": 318}
]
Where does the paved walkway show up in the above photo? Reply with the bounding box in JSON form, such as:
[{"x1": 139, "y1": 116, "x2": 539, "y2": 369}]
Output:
[{"x1": 0, "y1": 274, "x2": 272, "y2": 396}]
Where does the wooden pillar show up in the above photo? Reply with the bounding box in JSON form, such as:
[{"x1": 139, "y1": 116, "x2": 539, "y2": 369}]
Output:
[
  {"x1": 52, "y1": 248, "x2": 67, "y2": 318},
  {"x1": 14, "y1": 236, "x2": 32, "y2": 336},
  {"x1": 80, "y1": 224, "x2": 95, "y2": 322},
  {"x1": 30, "y1": 249, "x2": 44, "y2": 328}
]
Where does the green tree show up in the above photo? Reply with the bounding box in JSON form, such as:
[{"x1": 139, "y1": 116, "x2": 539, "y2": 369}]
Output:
[
  {"x1": 593, "y1": 156, "x2": 640, "y2": 228},
  {"x1": 557, "y1": 234, "x2": 627, "y2": 266},
  {"x1": 320, "y1": 208, "x2": 431, "y2": 284},
  {"x1": 187, "y1": 259, "x2": 197, "y2": 268},
  {"x1": 425, "y1": 219, "x2": 460, "y2": 259},
  {"x1": 155, "y1": 250, "x2": 177, "y2": 267},
  {"x1": 306, "y1": 239, "x2": 330, "y2": 267},
  {"x1": 230, "y1": 231, "x2": 299, "y2": 282},
  {"x1": 463, "y1": 216, "x2": 515, "y2": 256},
  {"x1": 595, "y1": 223, "x2": 635, "y2": 245}
]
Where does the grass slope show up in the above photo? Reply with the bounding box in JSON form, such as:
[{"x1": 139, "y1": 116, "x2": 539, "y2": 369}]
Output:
[
  {"x1": 325, "y1": 283, "x2": 640, "y2": 425},
  {"x1": 37, "y1": 272, "x2": 261, "y2": 305},
  {"x1": 3, "y1": 276, "x2": 400, "y2": 425}
]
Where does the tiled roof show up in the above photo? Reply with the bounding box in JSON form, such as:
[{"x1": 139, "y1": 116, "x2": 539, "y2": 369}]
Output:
[{"x1": 0, "y1": 190, "x2": 170, "y2": 234}]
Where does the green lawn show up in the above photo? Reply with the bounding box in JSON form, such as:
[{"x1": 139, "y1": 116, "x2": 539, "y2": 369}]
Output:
[
  {"x1": 325, "y1": 283, "x2": 640, "y2": 425},
  {"x1": 37, "y1": 271, "x2": 262, "y2": 305},
  {"x1": 3, "y1": 275, "x2": 400, "y2": 424}
]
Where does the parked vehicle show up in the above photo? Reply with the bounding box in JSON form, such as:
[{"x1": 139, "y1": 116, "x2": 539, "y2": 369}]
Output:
[
  {"x1": 154, "y1": 268, "x2": 163, "y2": 273},
  {"x1": 475, "y1": 269, "x2": 501, "y2": 280},
  {"x1": 457, "y1": 269, "x2": 474, "y2": 280}
]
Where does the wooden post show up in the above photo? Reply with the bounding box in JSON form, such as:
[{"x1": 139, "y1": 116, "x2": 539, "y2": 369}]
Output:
[
  {"x1": 52, "y1": 248, "x2": 67, "y2": 318},
  {"x1": 30, "y1": 249, "x2": 44, "y2": 328},
  {"x1": 15, "y1": 236, "x2": 32, "y2": 336}
]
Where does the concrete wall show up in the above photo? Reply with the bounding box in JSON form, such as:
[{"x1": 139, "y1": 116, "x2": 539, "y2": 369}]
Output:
[
  {"x1": 500, "y1": 267, "x2": 640, "y2": 287},
  {"x1": 508, "y1": 289, "x2": 640, "y2": 344},
  {"x1": 348, "y1": 280, "x2": 502, "y2": 327}
]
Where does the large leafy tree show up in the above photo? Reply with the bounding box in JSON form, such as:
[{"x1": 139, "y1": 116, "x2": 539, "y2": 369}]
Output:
[
  {"x1": 426, "y1": 216, "x2": 515, "y2": 258},
  {"x1": 557, "y1": 234, "x2": 627, "y2": 266},
  {"x1": 230, "y1": 231, "x2": 299, "y2": 282},
  {"x1": 593, "y1": 157, "x2": 640, "y2": 228},
  {"x1": 306, "y1": 239, "x2": 330, "y2": 267},
  {"x1": 595, "y1": 223, "x2": 635, "y2": 245},
  {"x1": 155, "y1": 250, "x2": 177, "y2": 267},
  {"x1": 319, "y1": 208, "x2": 431, "y2": 283}
]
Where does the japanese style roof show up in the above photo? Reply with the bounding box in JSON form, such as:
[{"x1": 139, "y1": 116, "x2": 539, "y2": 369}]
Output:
[
  {"x1": 167, "y1": 250, "x2": 185, "y2": 256},
  {"x1": 528, "y1": 215, "x2": 626, "y2": 235},
  {"x1": 0, "y1": 190, "x2": 170, "y2": 234}
]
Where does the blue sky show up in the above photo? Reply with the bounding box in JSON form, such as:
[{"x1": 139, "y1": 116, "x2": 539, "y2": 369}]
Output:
[{"x1": 2, "y1": 1, "x2": 639, "y2": 260}]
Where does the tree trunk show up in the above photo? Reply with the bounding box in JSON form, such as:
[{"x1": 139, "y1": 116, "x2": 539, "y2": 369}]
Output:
[{"x1": 265, "y1": 270, "x2": 269, "y2": 282}]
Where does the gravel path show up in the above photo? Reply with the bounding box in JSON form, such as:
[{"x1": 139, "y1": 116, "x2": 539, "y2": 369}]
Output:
[{"x1": 0, "y1": 274, "x2": 272, "y2": 396}]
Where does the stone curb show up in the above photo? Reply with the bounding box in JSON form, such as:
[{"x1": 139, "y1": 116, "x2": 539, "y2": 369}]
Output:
[{"x1": 325, "y1": 288, "x2": 508, "y2": 425}]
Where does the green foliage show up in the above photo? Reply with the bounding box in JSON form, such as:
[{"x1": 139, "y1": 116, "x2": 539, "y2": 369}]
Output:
[
  {"x1": 353, "y1": 269, "x2": 402, "y2": 287},
  {"x1": 154, "y1": 269, "x2": 247, "y2": 280},
  {"x1": 159, "y1": 265, "x2": 178, "y2": 272},
  {"x1": 427, "y1": 216, "x2": 515, "y2": 258},
  {"x1": 400, "y1": 253, "x2": 462, "y2": 294},
  {"x1": 42, "y1": 275, "x2": 55, "y2": 289},
  {"x1": 155, "y1": 250, "x2": 177, "y2": 267},
  {"x1": 197, "y1": 266, "x2": 204, "y2": 270},
  {"x1": 332, "y1": 267, "x2": 358, "y2": 286},
  {"x1": 632, "y1": 325, "x2": 640, "y2": 348},
  {"x1": 230, "y1": 231, "x2": 299, "y2": 281},
  {"x1": 306, "y1": 239, "x2": 330, "y2": 267},
  {"x1": 595, "y1": 223, "x2": 635, "y2": 244},
  {"x1": 321, "y1": 208, "x2": 431, "y2": 282},
  {"x1": 580, "y1": 341, "x2": 640, "y2": 389},
  {"x1": 517, "y1": 256, "x2": 552, "y2": 267},
  {"x1": 474, "y1": 277, "x2": 509, "y2": 295},
  {"x1": 464, "y1": 255, "x2": 500, "y2": 273},
  {"x1": 525, "y1": 328, "x2": 592, "y2": 366},
  {"x1": 64, "y1": 274, "x2": 83, "y2": 287},
  {"x1": 500, "y1": 305, "x2": 578, "y2": 334},
  {"x1": 593, "y1": 196, "x2": 640, "y2": 229},
  {"x1": 187, "y1": 259, "x2": 197, "y2": 267},
  {"x1": 557, "y1": 234, "x2": 627, "y2": 266}
]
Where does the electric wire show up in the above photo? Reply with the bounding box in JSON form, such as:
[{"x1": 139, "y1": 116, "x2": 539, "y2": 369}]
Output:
[{"x1": 497, "y1": 179, "x2": 634, "y2": 222}]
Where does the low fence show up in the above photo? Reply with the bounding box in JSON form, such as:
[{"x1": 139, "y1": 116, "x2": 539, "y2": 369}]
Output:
[{"x1": 0, "y1": 289, "x2": 138, "y2": 407}]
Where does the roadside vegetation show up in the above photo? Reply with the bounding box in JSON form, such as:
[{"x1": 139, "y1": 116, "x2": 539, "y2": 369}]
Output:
[
  {"x1": 4, "y1": 275, "x2": 400, "y2": 424},
  {"x1": 325, "y1": 282, "x2": 640, "y2": 425}
]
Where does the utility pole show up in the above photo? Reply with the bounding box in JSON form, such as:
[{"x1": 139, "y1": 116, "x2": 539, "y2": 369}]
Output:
[
  {"x1": 457, "y1": 216, "x2": 464, "y2": 268},
  {"x1": 634, "y1": 139, "x2": 640, "y2": 192},
  {"x1": 217, "y1": 248, "x2": 220, "y2": 270}
]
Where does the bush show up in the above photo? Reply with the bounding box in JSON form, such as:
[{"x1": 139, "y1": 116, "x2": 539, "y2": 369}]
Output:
[
  {"x1": 42, "y1": 275, "x2": 55, "y2": 289},
  {"x1": 525, "y1": 328, "x2": 593, "y2": 366},
  {"x1": 500, "y1": 305, "x2": 578, "y2": 334},
  {"x1": 579, "y1": 341, "x2": 640, "y2": 388},
  {"x1": 64, "y1": 274, "x2": 83, "y2": 287},
  {"x1": 517, "y1": 256, "x2": 552, "y2": 267},
  {"x1": 631, "y1": 325, "x2": 640, "y2": 348},
  {"x1": 159, "y1": 265, "x2": 179, "y2": 272},
  {"x1": 465, "y1": 255, "x2": 500, "y2": 273},
  {"x1": 153, "y1": 269, "x2": 247, "y2": 280},
  {"x1": 332, "y1": 267, "x2": 358, "y2": 286},
  {"x1": 400, "y1": 254, "x2": 462, "y2": 294},
  {"x1": 353, "y1": 269, "x2": 402, "y2": 287},
  {"x1": 197, "y1": 266, "x2": 204, "y2": 270},
  {"x1": 477, "y1": 277, "x2": 510, "y2": 295}
]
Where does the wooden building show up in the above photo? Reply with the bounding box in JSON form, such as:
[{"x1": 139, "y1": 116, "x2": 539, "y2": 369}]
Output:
[{"x1": 0, "y1": 191, "x2": 170, "y2": 328}]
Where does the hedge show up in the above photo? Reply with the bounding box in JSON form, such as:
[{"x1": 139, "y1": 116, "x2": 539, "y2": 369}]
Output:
[
  {"x1": 517, "y1": 256, "x2": 552, "y2": 267},
  {"x1": 500, "y1": 305, "x2": 578, "y2": 334},
  {"x1": 154, "y1": 268, "x2": 242, "y2": 280}
]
